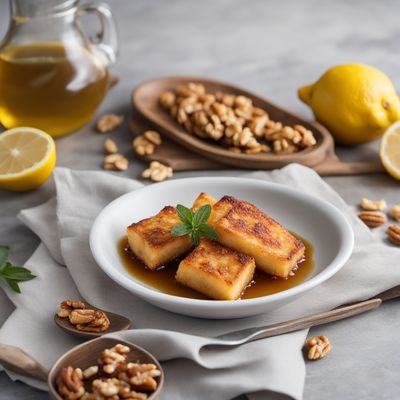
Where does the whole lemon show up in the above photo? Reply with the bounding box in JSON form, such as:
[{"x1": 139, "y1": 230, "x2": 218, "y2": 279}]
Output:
[{"x1": 298, "y1": 64, "x2": 400, "y2": 145}]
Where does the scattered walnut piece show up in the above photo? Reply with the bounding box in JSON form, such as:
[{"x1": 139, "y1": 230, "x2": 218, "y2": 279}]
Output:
[
  {"x1": 390, "y1": 204, "x2": 400, "y2": 221},
  {"x1": 143, "y1": 130, "x2": 162, "y2": 146},
  {"x1": 159, "y1": 83, "x2": 317, "y2": 154},
  {"x1": 358, "y1": 210, "x2": 387, "y2": 228},
  {"x1": 142, "y1": 161, "x2": 173, "y2": 182},
  {"x1": 82, "y1": 365, "x2": 99, "y2": 379},
  {"x1": 360, "y1": 197, "x2": 387, "y2": 211},
  {"x1": 386, "y1": 224, "x2": 400, "y2": 246},
  {"x1": 96, "y1": 114, "x2": 124, "y2": 133},
  {"x1": 104, "y1": 138, "x2": 118, "y2": 154},
  {"x1": 306, "y1": 335, "x2": 332, "y2": 360},
  {"x1": 103, "y1": 153, "x2": 129, "y2": 171},
  {"x1": 56, "y1": 300, "x2": 110, "y2": 333},
  {"x1": 56, "y1": 366, "x2": 85, "y2": 400}
]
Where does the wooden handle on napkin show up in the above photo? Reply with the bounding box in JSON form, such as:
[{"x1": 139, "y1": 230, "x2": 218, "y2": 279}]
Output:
[{"x1": 0, "y1": 342, "x2": 48, "y2": 382}]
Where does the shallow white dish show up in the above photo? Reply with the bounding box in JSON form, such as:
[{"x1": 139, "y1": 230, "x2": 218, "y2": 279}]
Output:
[{"x1": 90, "y1": 177, "x2": 354, "y2": 319}]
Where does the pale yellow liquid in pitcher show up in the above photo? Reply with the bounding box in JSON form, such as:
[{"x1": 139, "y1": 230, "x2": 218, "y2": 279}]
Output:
[{"x1": 0, "y1": 42, "x2": 108, "y2": 137}]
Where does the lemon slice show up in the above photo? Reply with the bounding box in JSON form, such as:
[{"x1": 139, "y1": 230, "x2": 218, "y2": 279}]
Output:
[
  {"x1": 380, "y1": 121, "x2": 400, "y2": 181},
  {"x1": 0, "y1": 127, "x2": 56, "y2": 191}
]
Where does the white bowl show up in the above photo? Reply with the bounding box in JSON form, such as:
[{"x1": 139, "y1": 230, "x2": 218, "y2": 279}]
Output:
[{"x1": 90, "y1": 177, "x2": 354, "y2": 319}]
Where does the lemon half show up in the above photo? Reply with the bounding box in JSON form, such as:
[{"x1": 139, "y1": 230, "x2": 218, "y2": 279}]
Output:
[
  {"x1": 380, "y1": 121, "x2": 400, "y2": 181},
  {"x1": 0, "y1": 127, "x2": 56, "y2": 191}
]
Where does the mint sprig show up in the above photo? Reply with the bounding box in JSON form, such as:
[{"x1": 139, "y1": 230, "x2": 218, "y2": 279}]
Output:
[
  {"x1": 0, "y1": 245, "x2": 36, "y2": 293},
  {"x1": 171, "y1": 204, "x2": 218, "y2": 246}
]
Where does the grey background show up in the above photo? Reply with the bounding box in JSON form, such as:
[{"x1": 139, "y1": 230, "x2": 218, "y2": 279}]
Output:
[{"x1": 1, "y1": 0, "x2": 400, "y2": 399}]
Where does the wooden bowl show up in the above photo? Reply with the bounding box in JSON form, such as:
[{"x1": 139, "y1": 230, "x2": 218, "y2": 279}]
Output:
[
  {"x1": 132, "y1": 76, "x2": 333, "y2": 169},
  {"x1": 48, "y1": 337, "x2": 163, "y2": 400}
]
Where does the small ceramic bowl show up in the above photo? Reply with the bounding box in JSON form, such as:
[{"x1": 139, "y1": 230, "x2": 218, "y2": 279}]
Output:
[{"x1": 48, "y1": 337, "x2": 163, "y2": 400}]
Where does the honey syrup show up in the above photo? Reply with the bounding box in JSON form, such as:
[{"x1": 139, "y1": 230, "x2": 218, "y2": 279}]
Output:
[
  {"x1": 0, "y1": 42, "x2": 108, "y2": 137},
  {"x1": 118, "y1": 234, "x2": 314, "y2": 300}
]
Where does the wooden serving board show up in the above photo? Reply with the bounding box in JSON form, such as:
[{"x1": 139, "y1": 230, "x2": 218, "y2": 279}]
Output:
[{"x1": 130, "y1": 76, "x2": 383, "y2": 176}]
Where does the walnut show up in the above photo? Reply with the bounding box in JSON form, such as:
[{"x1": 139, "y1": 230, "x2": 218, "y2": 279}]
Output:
[
  {"x1": 232, "y1": 127, "x2": 259, "y2": 148},
  {"x1": 390, "y1": 204, "x2": 400, "y2": 221},
  {"x1": 57, "y1": 300, "x2": 86, "y2": 318},
  {"x1": 159, "y1": 91, "x2": 175, "y2": 109},
  {"x1": 386, "y1": 225, "x2": 400, "y2": 245},
  {"x1": 56, "y1": 366, "x2": 85, "y2": 400},
  {"x1": 294, "y1": 124, "x2": 316, "y2": 147},
  {"x1": 306, "y1": 335, "x2": 332, "y2": 360},
  {"x1": 360, "y1": 197, "x2": 387, "y2": 211},
  {"x1": 92, "y1": 378, "x2": 120, "y2": 397},
  {"x1": 248, "y1": 115, "x2": 269, "y2": 137},
  {"x1": 245, "y1": 144, "x2": 271, "y2": 154},
  {"x1": 143, "y1": 130, "x2": 162, "y2": 146},
  {"x1": 358, "y1": 211, "x2": 387, "y2": 228},
  {"x1": 104, "y1": 138, "x2": 118, "y2": 155},
  {"x1": 268, "y1": 126, "x2": 302, "y2": 144},
  {"x1": 118, "y1": 363, "x2": 161, "y2": 392},
  {"x1": 82, "y1": 365, "x2": 99, "y2": 379},
  {"x1": 142, "y1": 161, "x2": 173, "y2": 182},
  {"x1": 96, "y1": 114, "x2": 124, "y2": 133},
  {"x1": 68, "y1": 309, "x2": 110, "y2": 333},
  {"x1": 263, "y1": 121, "x2": 283, "y2": 138},
  {"x1": 101, "y1": 344, "x2": 130, "y2": 374},
  {"x1": 273, "y1": 138, "x2": 297, "y2": 154},
  {"x1": 132, "y1": 136, "x2": 155, "y2": 156},
  {"x1": 103, "y1": 154, "x2": 129, "y2": 171}
]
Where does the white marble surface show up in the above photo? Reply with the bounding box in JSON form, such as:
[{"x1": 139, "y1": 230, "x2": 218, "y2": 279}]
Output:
[{"x1": 1, "y1": 0, "x2": 400, "y2": 399}]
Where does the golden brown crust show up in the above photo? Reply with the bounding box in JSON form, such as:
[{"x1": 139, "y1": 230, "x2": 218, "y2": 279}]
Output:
[{"x1": 182, "y1": 239, "x2": 253, "y2": 285}]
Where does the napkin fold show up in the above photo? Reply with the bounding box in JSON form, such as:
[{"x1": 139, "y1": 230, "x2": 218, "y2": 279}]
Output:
[{"x1": 1, "y1": 164, "x2": 399, "y2": 400}]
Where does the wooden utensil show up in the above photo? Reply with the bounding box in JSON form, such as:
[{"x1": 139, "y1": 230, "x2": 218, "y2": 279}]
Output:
[
  {"x1": 131, "y1": 76, "x2": 383, "y2": 175},
  {"x1": 54, "y1": 303, "x2": 132, "y2": 339},
  {"x1": 48, "y1": 337, "x2": 163, "y2": 400}
]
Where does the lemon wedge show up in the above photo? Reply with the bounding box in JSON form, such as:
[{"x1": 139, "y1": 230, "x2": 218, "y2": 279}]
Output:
[
  {"x1": 380, "y1": 121, "x2": 400, "y2": 180},
  {"x1": 0, "y1": 127, "x2": 56, "y2": 191}
]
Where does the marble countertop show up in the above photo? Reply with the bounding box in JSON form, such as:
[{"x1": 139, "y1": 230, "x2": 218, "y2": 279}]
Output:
[{"x1": 1, "y1": 0, "x2": 399, "y2": 399}]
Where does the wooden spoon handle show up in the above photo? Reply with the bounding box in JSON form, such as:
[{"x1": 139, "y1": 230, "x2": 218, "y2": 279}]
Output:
[
  {"x1": 215, "y1": 298, "x2": 382, "y2": 345},
  {"x1": 0, "y1": 343, "x2": 48, "y2": 382}
]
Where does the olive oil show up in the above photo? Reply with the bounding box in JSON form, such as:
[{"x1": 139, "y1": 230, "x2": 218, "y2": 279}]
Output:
[
  {"x1": 0, "y1": 42, "x2": 108, "y2": 137},
  {"x1": 118, "y1": 235, "x2": 314, "y2": 300}
]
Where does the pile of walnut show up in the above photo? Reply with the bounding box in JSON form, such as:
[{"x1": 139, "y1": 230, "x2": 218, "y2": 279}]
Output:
[
  {"x1": 358, "y1": 198, "x2": 400, "y2": 246},
  {"x1": 56, "y1": 343, "x2": 161, "y2": 400},
  {"x1": 159, "y1": 83, "x2": 317, "y2": 154},
  {"x1": 56, "y1": 300, "x2": 110, "y2": 333}
]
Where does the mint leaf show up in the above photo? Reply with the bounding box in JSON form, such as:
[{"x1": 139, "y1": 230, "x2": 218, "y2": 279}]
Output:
[
  {"x1": 171, "y1": 224, "x2": 190, "y2": 237},
  {"x1": 4, "y1": 278, "x2": 20, "y2": 293},
  {"x1": 0, "y1": 245, "x2": 9, "y2": 269},
  {"x1": 176, "y1": 205, "x2": 194, "y2": 226},
  {"x1": 193, "y1": 205, "x2": 211, "y2": 227},
  {"x1": 189, "y1": 230, "x2": 201, "y2": 246},
  {"x1": 1, "y1": 264, "x2": 36, "y2": 281},
  {"x1": 198, "y1": 224, "x2": 219, "y2": 240},
  {"x1": 0, "y1": 245, "x2": 36, "y2": 293}
]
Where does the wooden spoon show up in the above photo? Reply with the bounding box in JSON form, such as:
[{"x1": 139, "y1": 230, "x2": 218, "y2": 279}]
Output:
[
  {"x1": 54, "y1": 303, "x2": 132, "y2": 339},
  {"x1": 132, "y1": 76, "x2": 383, "y2": 174},
  {"x1": 47, "y1": 337, "x2": 163, "y2": 400}
]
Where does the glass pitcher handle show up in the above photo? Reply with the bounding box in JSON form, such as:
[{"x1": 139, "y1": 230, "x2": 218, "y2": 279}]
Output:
[{"x1": 79, "y1": 2, "x2": 119, "y2": 64}]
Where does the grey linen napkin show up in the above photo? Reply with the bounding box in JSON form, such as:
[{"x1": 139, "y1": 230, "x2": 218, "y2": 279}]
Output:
[{"x1": 1, "y1": 164, "x2": 399, "y2": 400}]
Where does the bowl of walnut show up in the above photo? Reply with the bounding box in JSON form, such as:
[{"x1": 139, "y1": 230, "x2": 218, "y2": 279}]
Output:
[{"x1": 48, "y1": 338, "x2": 163, "y2": 400}]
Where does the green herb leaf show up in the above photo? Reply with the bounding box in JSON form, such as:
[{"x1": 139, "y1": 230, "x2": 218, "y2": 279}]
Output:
[
  {"x1": 189, "y1": 230, "x2": 201, "y2": 246},
  {"x1": 198, "y1": 224, "x2": 219, "y2": 240},
  {"x1": 193, "y1": 205, "x2": 211, "y2": 227},
  {"x1": 171, "y1": 224, "x2": 190, "y2": 237},
  {"x1": 176, "y1": 205, "x2": 194, "y2": 226},
  {"x1": 1, "y1": 264, "x2": 36, "y2": 281},
  {"x1": 2, "y1": 277, "x2": 21, "y2": 293},
  {"x1": 0, "y1": 245, "x2": 36, "y2": 293},
  {"x1": 0, "y1": 245, "x2": 9, "y2": 269}
]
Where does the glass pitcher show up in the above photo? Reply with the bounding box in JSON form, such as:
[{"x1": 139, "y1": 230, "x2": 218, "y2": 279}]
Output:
[{"x1": 0, "y1": 0, "x2": 118, "y2": 137}]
